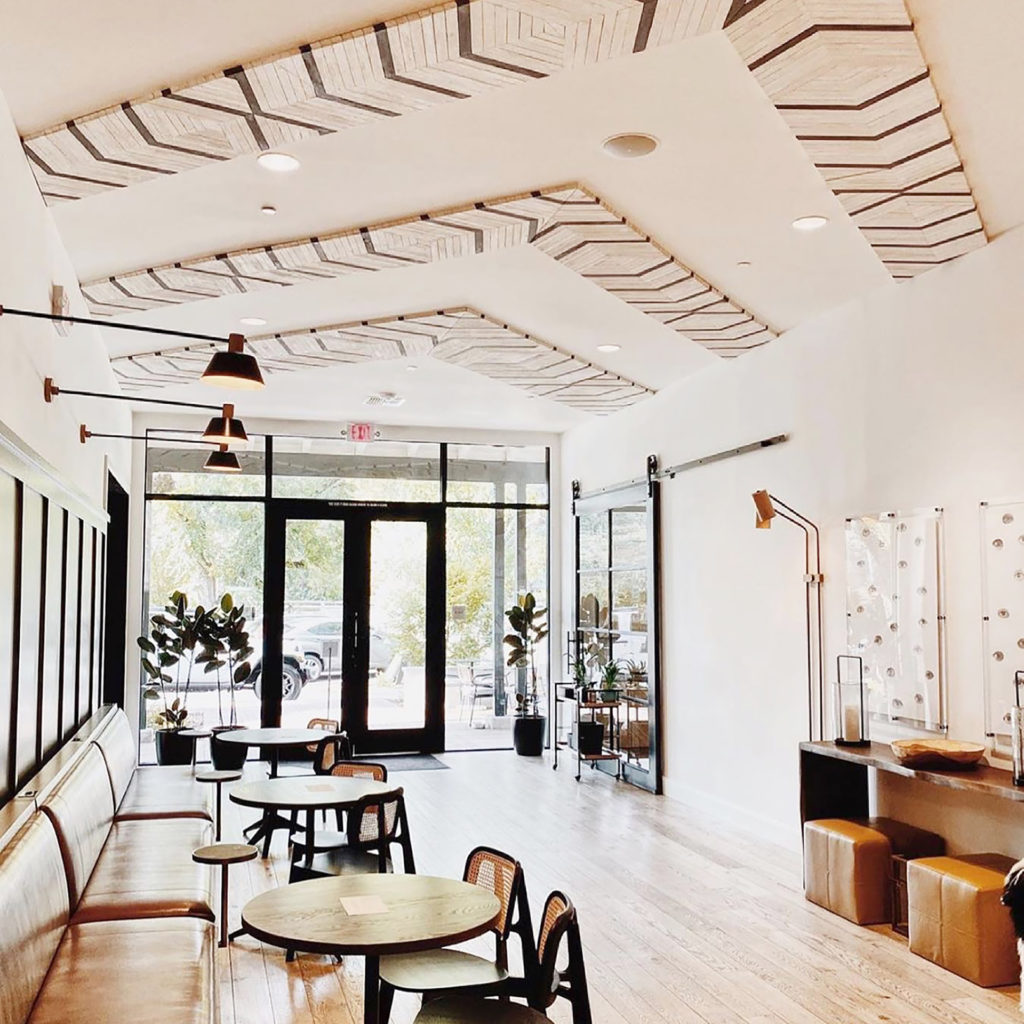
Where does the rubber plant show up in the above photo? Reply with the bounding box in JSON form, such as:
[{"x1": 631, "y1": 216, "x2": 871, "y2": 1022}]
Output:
[
  {"x1": 504, "y1": 592, "x2": 548, "y2": 717},
  {"x1": 138, "y1": 591, "x2": 217, "y2": 729}
]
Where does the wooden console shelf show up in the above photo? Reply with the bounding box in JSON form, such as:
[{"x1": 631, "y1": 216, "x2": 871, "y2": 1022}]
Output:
[{"x1": 799, "y1": 740, "x2": 1022, "y2": 826}]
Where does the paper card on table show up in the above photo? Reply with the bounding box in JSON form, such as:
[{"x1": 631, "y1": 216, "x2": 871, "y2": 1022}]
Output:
[
  {"x1": 341, "y1": 895, "x2": 388, "y2": 916},
  {"x1": 305, "y1": 783, "x2": 333, "y2": 792}
]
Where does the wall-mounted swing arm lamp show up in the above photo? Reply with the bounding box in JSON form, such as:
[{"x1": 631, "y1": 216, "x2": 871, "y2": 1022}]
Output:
[
  {"x1": 78, "y1": 425, "x2": 240, "y2": 473},
  {"x1": 44, "y1": 379, "x2": 249, "y2": 448},
  {"x1": 751, "y1": 490, "x2": 825, "y2": 741},
  {"x1": 0, "y1": 305, "x2": 266, "y2": 391}
]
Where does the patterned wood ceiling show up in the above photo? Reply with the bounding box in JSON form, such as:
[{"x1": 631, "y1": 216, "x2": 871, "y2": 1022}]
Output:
[
  {"x1": 23, "y1": 0, "x2": 986, "y2": 288},
  {"x1": 110, "y1": 307, "x2": 653, "y2": 415},
  {"x1": 82, "y1": 185, "x2": 779, "y2": 357}
]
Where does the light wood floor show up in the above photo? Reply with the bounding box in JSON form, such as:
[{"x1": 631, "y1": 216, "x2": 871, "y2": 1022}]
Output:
[{"x1": 218, "y1": 753, "x2": 1021, "y2": 1024}]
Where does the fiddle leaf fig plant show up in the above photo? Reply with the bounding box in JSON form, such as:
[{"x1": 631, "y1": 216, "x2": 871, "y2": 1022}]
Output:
[{"x1": 504, "y1": 592, "x2": 548, "y2": 717}]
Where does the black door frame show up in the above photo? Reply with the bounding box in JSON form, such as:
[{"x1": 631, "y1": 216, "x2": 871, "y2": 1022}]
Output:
[{"x1": 263, "y1": 499, "x2": 447, "y2": 754}]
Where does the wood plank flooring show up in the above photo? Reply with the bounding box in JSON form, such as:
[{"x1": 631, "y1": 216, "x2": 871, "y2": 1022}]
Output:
[{"x1": 217, "y1": 753, "x2": 1021, "y2": 1024}]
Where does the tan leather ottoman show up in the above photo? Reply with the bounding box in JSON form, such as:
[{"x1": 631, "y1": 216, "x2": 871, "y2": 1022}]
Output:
[
  {"x1": 804, "y1": 817, "x2": 945, "y2": 925},
  {"x1": 907, "y1": 853, "x2": 1019, "y2": 987}
]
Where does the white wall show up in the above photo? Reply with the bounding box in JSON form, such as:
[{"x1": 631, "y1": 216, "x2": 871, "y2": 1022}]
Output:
[
  {"x1": 562, "y1": 224, "x2": 1024, "y2": 853},
  {"x1": 0, "y1": 88, "x2": 129, "y2": 504}
]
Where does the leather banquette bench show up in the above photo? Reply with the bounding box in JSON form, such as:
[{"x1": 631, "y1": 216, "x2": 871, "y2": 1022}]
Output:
[{"x1": 0, "y1": 706, "x2": 219, "y2": 1024}]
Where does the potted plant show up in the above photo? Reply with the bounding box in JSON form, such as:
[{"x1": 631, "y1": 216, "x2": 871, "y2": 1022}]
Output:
[
  {"x1": 599, "y1": 659, "x2": 622, "y2": 702},
  {"x1": 504, "y1": 592, "x2": 548, "y2": 756},
  {"x1": 202, "y1": 594, "x2": 254, "y2": 771},
  {"x1": 138, "y1": 591, "x2": 217, "y2": 765},
  {"x1": 571, "y1": 656, "x2": 589, "y2": 702},
  {"x1": 624, "y1": 658, "x2": 648, "y2": 687}
]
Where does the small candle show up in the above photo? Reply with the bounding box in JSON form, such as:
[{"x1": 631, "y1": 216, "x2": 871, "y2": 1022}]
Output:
[{"x1": 843, "y1": 705, "x2": 862, "y2": 743}]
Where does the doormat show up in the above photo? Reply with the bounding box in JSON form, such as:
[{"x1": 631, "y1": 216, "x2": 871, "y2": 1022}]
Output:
[{"x1": 368, "y1": 754, "x2": 449, "y2": 772}]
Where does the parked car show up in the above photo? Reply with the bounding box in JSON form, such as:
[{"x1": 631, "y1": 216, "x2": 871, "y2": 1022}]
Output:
[
  {"x1": 283, "y1": 616, "x2": 395, "y2": 680},
  {"x1": 179, "y1": 638, "x2": 308, "y2": 701}
]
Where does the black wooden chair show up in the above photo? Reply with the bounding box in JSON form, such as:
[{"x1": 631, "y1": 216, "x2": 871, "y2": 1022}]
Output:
[
  {"x1": 409, "y1": 891, "x2": 592, "y2": 1024},
  {"x1": 287, "y1": 785, "x2": 414, "y2": 884},
  {"x1": 377, "y1": 847, "x2": 536, "y2": 1021}
]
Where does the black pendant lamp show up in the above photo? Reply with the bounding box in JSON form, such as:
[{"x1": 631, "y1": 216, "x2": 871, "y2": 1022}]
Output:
[
  {"x1": 202, "y1": 403, "x2": 248, "y2": 447},
  {"x1": 204, "y1": 445, "x2": 242, "y2": 473},
  {"x1": 201, "y1": 333, "x2": 265, "y2": 390}
]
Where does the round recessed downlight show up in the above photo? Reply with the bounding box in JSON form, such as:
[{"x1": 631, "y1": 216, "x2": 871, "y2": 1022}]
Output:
[
  {"x1": 792, "y1": 215, "x2": 829, "y2": 232},
  {"x1": 601, "y1": 133, "x2": 658, "y2": 159},
  {"x1": 260, "y1": 205, "x2": 278, "y2": 216},
  {"x1": 597, "y1": 344, "x2": 621, "y2": 353},
  {"x1": 736, "y1": 260, "x2": 752, "y2": 269},
  {"x1": 239, "y1": 317, "x2": 267, "y2": 327},
  {"x1": 406, "y1": 364, "x2": 418, "y2": 372},
  {"x1": 257, "y1": 152, "x2": 300, "y2": 173}
]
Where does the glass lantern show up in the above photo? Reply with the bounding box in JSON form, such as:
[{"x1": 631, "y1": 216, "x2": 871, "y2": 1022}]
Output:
[{"x1": 835, "y1": 655, "x2": 869, "y2": 747}]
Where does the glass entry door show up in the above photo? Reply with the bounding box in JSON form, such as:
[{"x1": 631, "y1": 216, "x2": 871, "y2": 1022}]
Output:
[{"x1": 263, "y1": 503, "x2": 445, "y2": 753}]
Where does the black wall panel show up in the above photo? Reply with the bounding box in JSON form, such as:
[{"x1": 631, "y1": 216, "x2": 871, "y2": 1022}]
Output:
[
  {"x1": 0, "y1": 440, "x2": 108, "y2": 798},
  {"x1": 0, "y1": 474, "x2": 16, "y2": 802},
  {"x1": 78, "y1": 527, "x2": 94, "y2": 723},
  {"x1": 14, "y1": 488, "x2": 43, "y2": 787},
  {"x1": 60, "y1": 517, "x2": 81, "y2": 742},
  {"x1": 40, "y1": 502, "x2": 64, "y2": 760}
]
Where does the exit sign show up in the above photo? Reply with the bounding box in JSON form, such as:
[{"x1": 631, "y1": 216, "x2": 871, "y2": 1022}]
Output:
[{"x1": 347, "y1": 422, "x2": 376, "y2": 442}]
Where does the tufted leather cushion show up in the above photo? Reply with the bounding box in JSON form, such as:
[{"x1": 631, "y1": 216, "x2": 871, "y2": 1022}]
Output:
[
  {"x1": 0, "y1": 815, "x2": 70, "y2": 1024},
  {"x1": 27, "y1": 917, "x2": 217, "y2": 1024},
  {"x1": 39, "y1": 745, "x2": 115, "y2": 908},
  {"x1": 74, "y1": 818, "x2": 214, "y2": 924},
  {"x1": 90, "y1": 710, "x2": 137, "y2": 806},
  {"x1": 908, "y1": 853, "x2": 1019, "y2": 987},
  {"x1": 115, "y1": 766, "x2": 213, "y2": 822}
]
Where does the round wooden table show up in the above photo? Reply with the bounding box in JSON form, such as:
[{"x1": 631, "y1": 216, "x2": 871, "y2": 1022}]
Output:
[
  {"x1": 215, "y1": 727, "x2": 328, "y2": 777},
  {"x1": 192, "y1": 842, "x2": 258, "y2": 947},
  {"x1": 242, "y1": 874, "x2": 500, "y2": 1024},
  {"x1": 230, "y1": 775, "x2": 393, "y2": 860}
]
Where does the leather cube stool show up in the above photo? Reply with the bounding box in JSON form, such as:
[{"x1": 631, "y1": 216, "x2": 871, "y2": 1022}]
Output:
[
  {"x1": 804, "y1": 817, "x2": 945, "y2": 925},
  {"x1": 907, "y1": 853, "x2": 1019, "y2": 987}
]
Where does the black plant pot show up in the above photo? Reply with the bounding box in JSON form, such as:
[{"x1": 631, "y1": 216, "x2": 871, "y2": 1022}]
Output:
[
  {"x1": 211, "y1": 725, "x2": 248, "y2": 771},
  {"x1": 154, "y1": 729, "x2": 195, "y2": 766},
  {"x1": 513, "y1": 716, "x2": 547, "y2": 756}
]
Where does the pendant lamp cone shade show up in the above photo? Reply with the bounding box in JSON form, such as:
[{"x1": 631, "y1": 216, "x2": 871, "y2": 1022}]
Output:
[
  {"x1": 202, "y1": 403, "x2": 248, "y2": 447},
  {"x1": 201, "y1": 333, "x2": 265, "y2": 390},
  {"x1": 204, "y1": 445, "x2": 241, "y2": 473},
  {"x1": 753, "y1": 489, "x2": 776, "y2": 529}
]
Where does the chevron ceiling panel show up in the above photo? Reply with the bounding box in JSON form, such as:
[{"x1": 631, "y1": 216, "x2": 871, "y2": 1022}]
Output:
[
  {"x1": 23, "y1": 0, "x2": 730, "y2": 203},
  {"x1": 23, "y1": 0, "x2": 986, "y2": 287},
  {"x1": 109, "y1": 308, "x2": 653, "y2": 414},
  {"x1": 724, "y1": 0, "x2": 987, "y2": 278},
  {"x1": 82, "y1": 185, "x2": 778, "y2": 357}
]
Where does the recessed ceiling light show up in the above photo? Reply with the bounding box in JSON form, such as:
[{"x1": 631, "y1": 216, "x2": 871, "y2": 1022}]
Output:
[
  {"x1": 260, "y1": 205, "x2": 278, "y2": 216},
  {"x1": 257, "y1": 152, "x2": 300, "y2": 173},
  {"x1": 736, "y1": 260, "x2": 752, "y2": 269},
  {"x1": 792, "y1": 215, "x2": 829, "y2": 232},
  {"x1": 239, "y1": 317, "x2": 267, "y2": 327},
  {"x1": 406, "y1": 364, "x2": 418, "y2": 372},
  {"x1": 597, "y1": 344, "x2": 621, "y2": 353},
  {"x1": 602, "y1": 133, "x2": 658, "y2": 159}
]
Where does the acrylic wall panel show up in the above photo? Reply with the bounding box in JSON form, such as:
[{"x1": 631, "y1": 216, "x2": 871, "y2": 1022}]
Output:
[
  {"x1": 40, "y1": 503, "x2": 64, "y2": 760},
  {"x1": 0, "y1": 474, "x2": 15, "y2": 802},
  {"x1": 845, "y1": 509, "x2": 946, "y2": 732},
  {"x1": 14, "y1": 488, "x2": 44, "y2": 785},
  {"x1": 979, "y1": 500, "x2": 1024, "y2": 750}
]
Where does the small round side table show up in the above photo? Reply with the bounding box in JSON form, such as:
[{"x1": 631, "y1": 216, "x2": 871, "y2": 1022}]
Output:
[
  {"x1": 180, "y1": 728, "x2": 213, "y2": 774},
  {"x1": 196, "y1": 769, "x2": 242, "y2": 841},
  {"x1": 193, "y1": 842, "x2": 258, "y2": 948}
]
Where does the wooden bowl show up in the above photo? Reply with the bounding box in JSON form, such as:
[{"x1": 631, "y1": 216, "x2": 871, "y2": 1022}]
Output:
[{"x1": 890, "y1": 739, "x2": 986, "y2": 770}]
